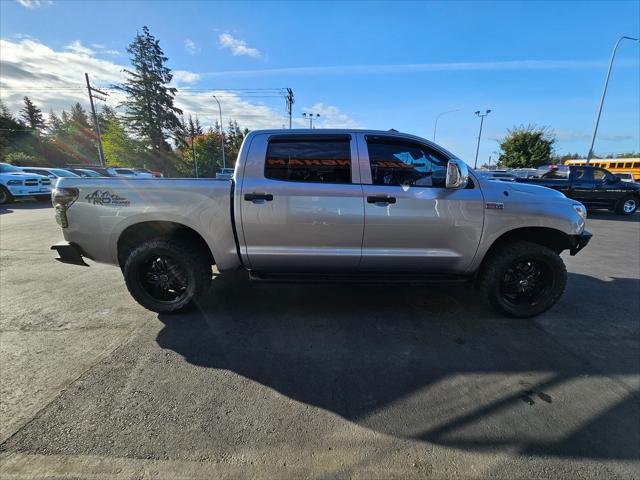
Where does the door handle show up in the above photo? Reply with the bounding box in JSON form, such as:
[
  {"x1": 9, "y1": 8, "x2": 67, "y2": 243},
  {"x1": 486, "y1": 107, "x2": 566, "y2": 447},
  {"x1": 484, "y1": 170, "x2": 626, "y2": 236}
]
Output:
[
  {"x1": 367, "y1": 195, "x2": 396, "y2": 204},
  {"x1": 244, "y1": 193, "x2": 273, "y2": 202}
]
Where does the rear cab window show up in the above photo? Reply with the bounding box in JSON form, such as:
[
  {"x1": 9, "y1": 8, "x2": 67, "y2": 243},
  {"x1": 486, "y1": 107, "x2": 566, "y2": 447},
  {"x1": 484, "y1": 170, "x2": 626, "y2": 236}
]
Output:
[{"x1": 265, "y1": 136, "x2": 352, "y2": 184}]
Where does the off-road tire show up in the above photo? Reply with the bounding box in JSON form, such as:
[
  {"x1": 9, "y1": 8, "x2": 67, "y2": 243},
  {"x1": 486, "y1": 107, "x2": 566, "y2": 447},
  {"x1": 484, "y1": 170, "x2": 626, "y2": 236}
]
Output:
[
  {"x1": 0, "y1": 186, "x2": 14, "y2": 205},
  {"x1": 478, "y1": 241, "x2": 567, "y2": 318},
  {"x1": 615, "y1": 195, "x2": 638, "y2": 216},
  {"x1": 123, "y1": 239, "x2": 212, "y2": 313}
]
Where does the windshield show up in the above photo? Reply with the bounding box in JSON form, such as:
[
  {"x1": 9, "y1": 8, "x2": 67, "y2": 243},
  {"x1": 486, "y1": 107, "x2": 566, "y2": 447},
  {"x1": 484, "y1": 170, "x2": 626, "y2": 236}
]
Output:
[
  {"x1": 79, "y1": 169, "x2": 100, "y2": 177},
  {"x1": 0, "y1": 163, "x2": 23, "y2": 173},
  {"x1": 51, "y1": 169, "x2": 79, "y2": 177}
]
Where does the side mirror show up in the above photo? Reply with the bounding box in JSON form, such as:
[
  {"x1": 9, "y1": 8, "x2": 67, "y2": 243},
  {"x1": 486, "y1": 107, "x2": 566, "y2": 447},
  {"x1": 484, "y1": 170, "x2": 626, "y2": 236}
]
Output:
[{"x1": 445, "y1": 159, "x2": 469, "y2": 189}]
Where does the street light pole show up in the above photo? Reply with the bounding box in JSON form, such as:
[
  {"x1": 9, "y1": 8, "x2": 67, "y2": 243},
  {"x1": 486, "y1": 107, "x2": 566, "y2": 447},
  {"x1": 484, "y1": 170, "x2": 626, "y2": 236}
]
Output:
[
  {"x1": 212, "y1": 95, "x2": 226, "y2": 171},
  {"x1": 302, "y1": 112, "x2": 320, "y2": 128},
  {"x1": 474, "y1": 109, "x2": 491, "y2": 169},
  {"x1": 586, "y1": 35, "x2": 639, "y2": 164},
  {"x1": 433, "y1": 109, "x2": 459, "y2": 142}
]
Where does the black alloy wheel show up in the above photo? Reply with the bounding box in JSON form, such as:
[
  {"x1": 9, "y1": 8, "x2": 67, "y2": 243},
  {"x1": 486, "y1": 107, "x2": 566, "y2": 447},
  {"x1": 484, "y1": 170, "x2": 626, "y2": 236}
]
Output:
[
  {"x1": 500, "y1": 258, "x2": 552, "y2": 309},
  {"x1": 138, "y1": 254, "x2": 189, "y2": 303}
]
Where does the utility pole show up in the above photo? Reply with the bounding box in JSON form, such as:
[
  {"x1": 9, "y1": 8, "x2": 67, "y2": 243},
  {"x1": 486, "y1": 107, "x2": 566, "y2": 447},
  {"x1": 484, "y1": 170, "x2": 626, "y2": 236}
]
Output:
[
  {"x1": 85, "y1": 73, "x2": 107, "y2": 167},
  {"x1": 474, "y1": 109, "x2": 491, "y2": 169},
  {"x1": 286, "y1": 88, "x2": 294, "y2": 129},
  {"x1": 302, "y1": 112, "x2": 320, "y2": 128},
  {"x1": 191, "y1": 135, "x2": 199, "y2": 178},
  {"x1": 212, "y1": 95, "x2": 226, "y2": 171},
  {"x1": 586, "y1": 35, "x2": 639, "y2": 164}
]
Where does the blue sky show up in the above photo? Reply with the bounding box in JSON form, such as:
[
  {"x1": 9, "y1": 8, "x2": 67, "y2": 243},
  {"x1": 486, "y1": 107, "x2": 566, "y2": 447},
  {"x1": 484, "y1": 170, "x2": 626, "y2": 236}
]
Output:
[{"x1": 1, "y1": 0, "x2": 639, "y2": 163}]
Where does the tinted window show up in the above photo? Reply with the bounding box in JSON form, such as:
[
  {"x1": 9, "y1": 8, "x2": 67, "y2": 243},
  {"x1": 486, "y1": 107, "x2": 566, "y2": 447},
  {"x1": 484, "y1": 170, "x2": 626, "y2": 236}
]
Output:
[
  {"x1": 367, "y1": 139, "x2": 448, "y2": 187},
  {"x1": 541, "y1": 167, "x2": 569, "y2": 179},
  {"x1": 265, "y1": 138, "x2": 351, "y2": 184},
  {"x1": 572, "y1": 167, "x2": 593, "y2": 181}
]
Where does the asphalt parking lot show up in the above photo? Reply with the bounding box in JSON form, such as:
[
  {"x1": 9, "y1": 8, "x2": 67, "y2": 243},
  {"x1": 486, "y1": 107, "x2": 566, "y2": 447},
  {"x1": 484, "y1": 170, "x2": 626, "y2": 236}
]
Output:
[{"x1": 0, "y1": 201, "x2": 638, "y2": 479}]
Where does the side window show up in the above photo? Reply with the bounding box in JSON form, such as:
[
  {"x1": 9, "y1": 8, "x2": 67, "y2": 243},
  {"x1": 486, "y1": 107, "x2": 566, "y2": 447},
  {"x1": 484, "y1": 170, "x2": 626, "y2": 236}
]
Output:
[
  {"x1": 542, "y1": 168, "x2": 569, "y2": 179},
  {"x1": 572, "y1": 167, "x2": 594, "y2": 181},
  {"x1": 265, "y1": 138, "x2": 351, "y2": 184},
  {"x1": 593, "y1": 168, "x2": 613, "y2": 182},
  {"x1": 366, "y1": 139, "x2": 448, "y2": 187}
]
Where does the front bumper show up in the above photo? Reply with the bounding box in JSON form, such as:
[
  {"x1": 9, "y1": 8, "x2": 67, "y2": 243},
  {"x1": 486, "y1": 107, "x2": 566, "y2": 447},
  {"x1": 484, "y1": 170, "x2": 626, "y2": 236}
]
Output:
[
  {"x1": 8, "y1": 186, "x2": 52, "y2": 197},
  {"x1": 568, "y1": 231, "x2": 592, "y2": 256},
  {"x1": 51, "y1": 241, "x2": 89, "y2": 266}
]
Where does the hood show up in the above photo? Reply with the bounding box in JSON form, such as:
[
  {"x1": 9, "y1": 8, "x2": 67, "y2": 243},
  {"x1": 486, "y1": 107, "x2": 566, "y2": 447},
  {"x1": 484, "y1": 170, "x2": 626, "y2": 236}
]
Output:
[
  {"x1": 504, "y1": 181, "x2": 567, "y2": 199},
  {"x1": 2, "y1": 172, "x2": 48, "y2": 179}
]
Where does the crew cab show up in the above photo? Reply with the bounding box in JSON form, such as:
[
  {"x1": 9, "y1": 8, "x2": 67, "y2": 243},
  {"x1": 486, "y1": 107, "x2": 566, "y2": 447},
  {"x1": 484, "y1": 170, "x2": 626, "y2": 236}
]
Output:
[
  {"x1": 0, "y1": 162, "x2": 52, "y2": 204},
  {"x1": 519, "y1": 164, "x2": 640, "y2": 215},
  {"x1": 51, "y1": 129, "x2": 591, "y2": 318}
]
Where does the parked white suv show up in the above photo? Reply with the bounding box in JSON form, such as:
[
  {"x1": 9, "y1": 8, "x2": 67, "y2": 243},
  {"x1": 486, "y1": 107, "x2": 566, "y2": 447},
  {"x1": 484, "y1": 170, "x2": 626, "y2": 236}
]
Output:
[{"x1": 0, "y1": 163, "x2": 52, "y2": 204}]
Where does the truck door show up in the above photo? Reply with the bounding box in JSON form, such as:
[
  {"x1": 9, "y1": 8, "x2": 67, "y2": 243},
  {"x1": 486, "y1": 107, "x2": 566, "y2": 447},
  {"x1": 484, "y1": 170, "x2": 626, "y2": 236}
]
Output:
[
  {"x1": 357, "y1": 134, "x2": 484, "y2": 273},
  {"x1": 239, "y1": 133, "x2": 364, "y2": 272},
  {"x1": 592, "y1": 167, "x2": 625, "y2": 208},
  {"x1": 568, "y1": 166, "x2": 595, "y2": 205}
]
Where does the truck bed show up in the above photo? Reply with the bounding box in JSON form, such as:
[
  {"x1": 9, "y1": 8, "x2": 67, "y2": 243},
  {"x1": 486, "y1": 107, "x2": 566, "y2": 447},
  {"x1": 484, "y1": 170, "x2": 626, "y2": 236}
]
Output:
[{"x1": 56, "y1": 177, "x2": 241, "y2": 270}]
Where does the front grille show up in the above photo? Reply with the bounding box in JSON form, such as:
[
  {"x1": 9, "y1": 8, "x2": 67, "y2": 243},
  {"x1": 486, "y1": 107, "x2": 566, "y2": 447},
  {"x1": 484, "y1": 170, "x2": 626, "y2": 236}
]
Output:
[
  {"x1": 24, "y1": 178, "x2": 39, "y2": 186},
  {"x1": 40, "y1": 179, "x2": 51, "y2": 185}
]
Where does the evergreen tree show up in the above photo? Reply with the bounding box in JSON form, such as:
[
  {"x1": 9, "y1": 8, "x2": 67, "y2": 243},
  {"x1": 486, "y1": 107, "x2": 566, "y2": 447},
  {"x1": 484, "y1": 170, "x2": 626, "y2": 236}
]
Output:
[
  {"x1": 70, "y1": 102, "x2": 91, "y2": 129},
  {"x1": 119, "y1": 25, "x2": 182, "y2": 154},
  {"x1": 20, "y1": 96, "x2": 46, "y2": 131},
  {"x1": 498, "y1": 125, "x2": 556, "y2": 168}
]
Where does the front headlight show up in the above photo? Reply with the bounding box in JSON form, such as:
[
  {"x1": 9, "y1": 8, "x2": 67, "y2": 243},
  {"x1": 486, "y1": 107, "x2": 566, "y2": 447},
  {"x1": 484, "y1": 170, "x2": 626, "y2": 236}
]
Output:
[
  {"x1": 6, "y1": 179, "x2": 23, "y2": 186},
  {"x1": 572, "y1": 203, "x2": 587, "y2": 220}
]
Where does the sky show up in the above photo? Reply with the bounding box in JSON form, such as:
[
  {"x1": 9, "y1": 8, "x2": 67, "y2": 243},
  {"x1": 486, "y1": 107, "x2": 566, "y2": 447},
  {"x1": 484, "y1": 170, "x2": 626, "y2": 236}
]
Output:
[{"x1": 1, "y1": 0, "x2": 639, "y2": 164}]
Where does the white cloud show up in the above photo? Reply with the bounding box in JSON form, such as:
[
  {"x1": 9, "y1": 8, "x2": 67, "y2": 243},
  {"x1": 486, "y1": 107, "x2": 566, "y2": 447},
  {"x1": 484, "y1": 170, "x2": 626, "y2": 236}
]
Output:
[
  {"x1": 184, "y1": 39, "x2": 200, "y2": 55},
  {"x1": 65, "y1": 40, "x2": 120, "y2": 57},
  {"x1": 65, "y1": 40, "x2": 94, "y2": 56},
  {"x1": 16, "y1": 0, "x2": 52, "y2": 8},
  {"x1": 171, "y1": 70, "x2": 201, "y2": 86},
  {"x1": 200, "y1": 59, "x2": 639, "y2": 78},
  {"x1": 300, "y1": 103, "x2": 362, "y2": 129},
  {"x1": 218, "y1": 33, "x2": 262, "y2": 59},
  {"x1": 0, "y1": 38, "x2": 290, "y2": 131}
]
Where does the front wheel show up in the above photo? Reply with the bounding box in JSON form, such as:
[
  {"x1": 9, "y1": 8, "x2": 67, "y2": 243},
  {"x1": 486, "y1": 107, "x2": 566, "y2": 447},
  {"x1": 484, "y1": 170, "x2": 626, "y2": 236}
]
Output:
[
  {"x1": 123, "y1": 239, "x2": 212, "y2": 313},
  {"x1": 0, "y1": 186, "x2": 14, "y2": 205},
  {"x1": 615, "y1": 195, "x2": 638, "y2": 216},
  {"x1": 478, "y1": 241, "x2": 567, "y2": 318}
]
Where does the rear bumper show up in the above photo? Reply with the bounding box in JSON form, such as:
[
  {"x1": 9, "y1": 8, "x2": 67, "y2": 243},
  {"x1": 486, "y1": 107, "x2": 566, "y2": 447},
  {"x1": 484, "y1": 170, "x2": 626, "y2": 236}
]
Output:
[
  {"x1": 51, "y1": 241, "x2": 89, "y2": 266},
  {"x1": 568, "y1": 231, "x2": 592, "y2": 256}
]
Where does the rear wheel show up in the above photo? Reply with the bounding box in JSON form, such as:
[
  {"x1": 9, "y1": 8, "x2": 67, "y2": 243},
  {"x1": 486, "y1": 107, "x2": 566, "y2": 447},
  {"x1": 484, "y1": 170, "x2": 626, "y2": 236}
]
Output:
[
  {"x1": 615, "y1": 195, "x2": 638, "y2": 216},
  {"x1": 123, "y1": 239, "x2": 212, "y2": 313},
  {"x1": 0, "y1": 186, "x2": 14, "y2": 205},
  {"x1": 478, "y1": 241, "x2": 567, "y2": 318}
]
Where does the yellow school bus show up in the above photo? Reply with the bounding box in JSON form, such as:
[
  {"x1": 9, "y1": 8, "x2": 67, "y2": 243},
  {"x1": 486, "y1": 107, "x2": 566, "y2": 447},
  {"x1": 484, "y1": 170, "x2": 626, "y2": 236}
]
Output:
[{"x1": 564, "y1": 158, "x2": 640, "y2": 181}]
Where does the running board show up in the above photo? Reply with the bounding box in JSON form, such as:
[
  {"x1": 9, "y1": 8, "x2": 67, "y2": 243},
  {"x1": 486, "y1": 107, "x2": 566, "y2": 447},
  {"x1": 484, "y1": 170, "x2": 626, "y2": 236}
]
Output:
[{"x1": 248, "y1": 271, "x2": 471, "y2": 285}]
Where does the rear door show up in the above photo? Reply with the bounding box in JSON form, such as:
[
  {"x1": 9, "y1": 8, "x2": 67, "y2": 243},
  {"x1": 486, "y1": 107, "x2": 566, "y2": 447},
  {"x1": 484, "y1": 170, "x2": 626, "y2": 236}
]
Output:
[
  {"x1": 358, "y1": 134, "x2": 484, "y2": 273},
  {"x1": 239, "y1": 133, "x2": 364, "y2": 272}
]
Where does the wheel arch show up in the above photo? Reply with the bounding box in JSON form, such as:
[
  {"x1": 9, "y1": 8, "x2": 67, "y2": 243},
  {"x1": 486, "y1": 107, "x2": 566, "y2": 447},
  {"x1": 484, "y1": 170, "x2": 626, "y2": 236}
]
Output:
[
  {"x1": 117, "y1": 221, "x2": 215, "y2": 268},
  {"x1": 477, "y1": 226, "x2": 573, "y2": 274}
]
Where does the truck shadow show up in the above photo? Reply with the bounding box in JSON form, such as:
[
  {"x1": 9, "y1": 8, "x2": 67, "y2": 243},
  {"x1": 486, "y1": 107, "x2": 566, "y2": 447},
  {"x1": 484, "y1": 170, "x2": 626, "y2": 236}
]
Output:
[
  {"x1": 0, "y1": 199, "x2": 52, "y2": 214},
  {"x1": 157, "y1": 271, "x2": 640, "y2": 460},
  {"x1": 587, "y1": 210, "x2": 640, "y2": 222}
]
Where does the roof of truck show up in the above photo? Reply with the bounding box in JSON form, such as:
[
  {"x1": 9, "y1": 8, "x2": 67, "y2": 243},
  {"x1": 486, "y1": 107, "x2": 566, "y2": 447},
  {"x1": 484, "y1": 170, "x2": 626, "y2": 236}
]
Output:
[{"x1": 246, "y1": 129, "x2": 458, "y2": 158}]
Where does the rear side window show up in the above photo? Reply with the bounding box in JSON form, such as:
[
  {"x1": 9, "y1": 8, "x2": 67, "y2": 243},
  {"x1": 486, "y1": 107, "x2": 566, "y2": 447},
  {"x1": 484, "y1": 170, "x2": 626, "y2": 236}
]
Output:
[
  {"x1": 366, "y1": 139, "x2": 448, "y2": 187},
  {"x1": 265, "y1": 138, "x2": 351, "y2": 183},
  {"x1": 541, "y1": 167, "x2": 569, "y2": 179}
]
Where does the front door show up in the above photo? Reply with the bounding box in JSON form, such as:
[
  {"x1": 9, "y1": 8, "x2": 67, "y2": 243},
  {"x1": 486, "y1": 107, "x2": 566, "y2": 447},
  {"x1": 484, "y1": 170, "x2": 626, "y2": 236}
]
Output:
[
  {"x1": 357, "y1": 134, "x2": 484, "y2": 273},
  {"x1": 239, "y1": 133, "x2": 364, "y2": 272}
]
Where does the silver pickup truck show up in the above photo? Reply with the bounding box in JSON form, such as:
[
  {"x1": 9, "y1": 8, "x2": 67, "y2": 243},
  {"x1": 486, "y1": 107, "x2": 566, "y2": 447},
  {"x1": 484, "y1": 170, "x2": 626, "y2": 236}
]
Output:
[{"x1": 51, "y1": 129, "x2": 591, "y2": 318}]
